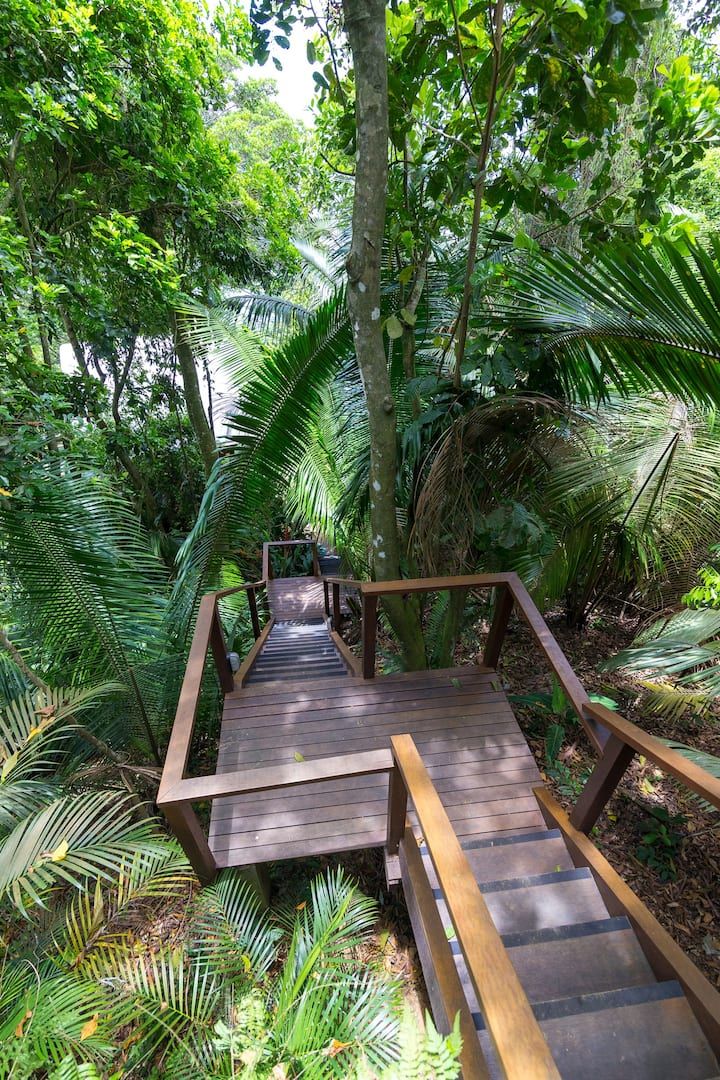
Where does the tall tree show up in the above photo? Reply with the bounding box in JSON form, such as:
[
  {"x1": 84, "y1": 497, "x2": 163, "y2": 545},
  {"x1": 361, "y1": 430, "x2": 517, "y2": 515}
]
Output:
[{"x1": 342, "y1": 0, "x2": 426, "y2": 666}]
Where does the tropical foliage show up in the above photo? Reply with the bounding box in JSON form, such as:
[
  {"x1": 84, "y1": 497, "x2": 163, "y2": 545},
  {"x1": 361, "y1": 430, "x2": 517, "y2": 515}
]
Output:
[{"x1": 3, "y1": 0, "x2": 720, "y2": 1070}]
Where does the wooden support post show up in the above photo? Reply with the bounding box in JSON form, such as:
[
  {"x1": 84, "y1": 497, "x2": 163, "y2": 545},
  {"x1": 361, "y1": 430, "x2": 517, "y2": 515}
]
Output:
[
  {"x1": 323, "y1": 580, "x2": 330, "y2": 619},
  {"x1": 240, "y1": 863, "x2": 271, "y2": 908},
  {"x1": 386, "y1": 762, "x2": 407, "y2": 856},
  {"x1": 162, "y1": 801, "x2": 217, "y2": 884},
  {"x1": 311, "y1": 542, "x2": 321, "y2": 577},
  {"x1": 570, "y1": 734, "x2": 636, "y2": 833},
  {"x1": 483, "y1": 583, "x2": 514, "y2": 669},
  {"x1": 210, "y1": 607, "x2": 234, "y2": 693},
  {"x1": 247, "y1": 587, "x2": 261, "y2": 640},
  {"x1": 362, "y1": 593, "x2": 378, "y2": 679},
  {"x1": 332, "y1": 582, "x2": 341, "y2": 631}
]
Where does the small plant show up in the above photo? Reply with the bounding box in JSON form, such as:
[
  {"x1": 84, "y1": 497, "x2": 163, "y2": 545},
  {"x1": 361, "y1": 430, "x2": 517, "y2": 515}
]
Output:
[
  {"x1": 635, "y1": 806, "x2": 686, "y2": 882},
  {"x1": 546, "y1": 759, "x2": 591, "y2": 799}
]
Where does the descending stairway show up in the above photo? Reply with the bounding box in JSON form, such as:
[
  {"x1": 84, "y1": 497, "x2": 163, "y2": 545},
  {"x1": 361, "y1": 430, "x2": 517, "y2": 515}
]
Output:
[
  {"x1": 408, "y1": 826, "x2": 719, "y2": 1079},
  {"x1": 244, "y1": 620, "x2": 349, "y2": 684}
]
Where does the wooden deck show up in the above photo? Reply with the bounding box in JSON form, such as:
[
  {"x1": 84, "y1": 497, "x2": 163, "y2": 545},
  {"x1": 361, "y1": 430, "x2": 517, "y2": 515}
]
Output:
[
  {"x1": 160, "y1": 546, "x2": 720, "y2": 1077},
  {"x1": 208, "y1": 664, "x2": 544, "y2": 867}
]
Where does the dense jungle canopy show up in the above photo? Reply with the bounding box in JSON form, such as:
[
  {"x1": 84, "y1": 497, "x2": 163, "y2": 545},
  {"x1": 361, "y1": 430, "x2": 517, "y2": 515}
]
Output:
[{"x1": 2, "y1": 0, "x2": 720, "y2": 1075}]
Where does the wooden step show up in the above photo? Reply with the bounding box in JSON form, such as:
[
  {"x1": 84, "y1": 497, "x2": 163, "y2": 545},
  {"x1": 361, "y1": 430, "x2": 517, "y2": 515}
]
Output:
[
  {"x1": 435, "y1": 867, "x2": 609, "y2": 936},
  {"x1": 420, "y1": 828, "x2": 574, "y2": 885},
  {"x1": 451, "y1": 916, "x2": 655, "y2": 1006},
  {"x1": 475, "y1": 982, "x2": 719, "y2": 1080}
]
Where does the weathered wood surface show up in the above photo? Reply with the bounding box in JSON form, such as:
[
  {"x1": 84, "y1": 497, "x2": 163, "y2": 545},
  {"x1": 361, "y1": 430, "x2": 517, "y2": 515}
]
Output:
[
  {"x1": 266, "y1": 577, "x2": 327, "y2": 620},
  {"x1": 208, "y1": 665, "x2": 544, "y2": 866}
]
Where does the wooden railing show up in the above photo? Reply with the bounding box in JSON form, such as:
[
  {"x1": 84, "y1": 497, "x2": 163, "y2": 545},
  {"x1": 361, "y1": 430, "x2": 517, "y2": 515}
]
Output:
[
  {"x1": 570, "y1": 700, "x2": 720, "y2": 833},
  {"x1": 262, "y1": 538, "x2": 320, "y2": 580},
  {"x1": 157, "y1": 578, "x2": 268, "y2": 882},
  {"x1": 323, "y1": 571, "x2": 606, "y2": 752},
  {"x1": 389, "y1": 734, "x2": 560, "y2": 1080}
]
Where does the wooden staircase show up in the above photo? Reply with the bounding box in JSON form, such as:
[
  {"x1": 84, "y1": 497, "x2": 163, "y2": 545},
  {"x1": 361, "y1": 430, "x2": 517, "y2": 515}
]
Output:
[
  {"x1": 159, "y1": 538, "x2": 720, "y2": 1079},
  {"x1": 408, "y1": 825, "x2": 718, "y2": 1079},
  {"x1": 243, "y1": 620, "x2": 349, "y2": 684}
]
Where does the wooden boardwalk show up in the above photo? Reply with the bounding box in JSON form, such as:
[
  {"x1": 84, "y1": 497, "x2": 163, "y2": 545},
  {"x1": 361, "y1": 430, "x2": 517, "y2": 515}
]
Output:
[
  {"x1": 208, "y1": 664, "x2": 544, "y2": 867},
  {"x1": 160, "y1": 545, "x2": 720, "y2": 1077}
]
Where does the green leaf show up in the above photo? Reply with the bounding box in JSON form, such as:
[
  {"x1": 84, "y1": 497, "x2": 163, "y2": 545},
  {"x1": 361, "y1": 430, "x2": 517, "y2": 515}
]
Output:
[{"x1": 385, "y1": 314, "x2": 404, "y2": 339}]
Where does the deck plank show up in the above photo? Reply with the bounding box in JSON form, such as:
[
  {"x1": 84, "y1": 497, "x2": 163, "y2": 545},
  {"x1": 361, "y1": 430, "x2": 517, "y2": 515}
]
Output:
[{"x1": 208, "y1": 666, "x2": 545, "y2": 867}]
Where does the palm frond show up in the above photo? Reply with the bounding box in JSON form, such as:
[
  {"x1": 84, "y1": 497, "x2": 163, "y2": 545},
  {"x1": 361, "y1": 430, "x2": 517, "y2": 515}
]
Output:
[
  {"x1": 59, "y1": 842, "x2": 193, "y2": 969},
  {"x1": 0, "y1": 792, "x2": 165, "y2": 914},
  {"x1": 171, "y1": 287, "x2": 354, "y2": 628},
  {"x1": 658, "y1": 739, "x2": 720, "y2": 813},
  {"x1": 0, "y1": 469, "x2": 171, "y2": 758},
  {"x1": 0, "y1": 969, "x2": 114, "y2": 1069},
  {"x1": 94, "y1": 949, "x2": 219, "y2": 1066},
  {"x1": 191, "y1": 869, "x2": 280, "y2": 979},
  {"x1": 495, "y1": 237, "x2": 720, "y2": 405}
]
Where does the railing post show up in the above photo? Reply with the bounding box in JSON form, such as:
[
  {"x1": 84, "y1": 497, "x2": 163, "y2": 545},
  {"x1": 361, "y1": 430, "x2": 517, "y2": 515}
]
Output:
[
  {"x1": 570, "y1": 734, "x2": 636, "y2": 833},
  {"x1": 362, "y1": 593, "x2": 378, "y2": 679},
  {"x1": 323, "y1": 579, "x2": 330, "y2": 619},
  {"x1": 210, "y1": 606, "x2": 235, "y2": 693},
  {"x1": 332, "y1": 582, "x2": 341, "y2": 631},
  {"x1": 247, "y1": 587, "x2": 261, "y2": 640},
  {"x1": 386, "y1": 760, "x2": 408, "y2": 856},
  {"x1": 311, "y1": 541, "x2": 320, "y2": 577},
  {"x1": 483, "y1": 583, "x2": 514, "y2": 669},
  {"x1": 162, "y1": 801, "x2": 217, "y2": 884},
  {"x1": 262, "y1": 542, "x2": 273, "y2": 581}
]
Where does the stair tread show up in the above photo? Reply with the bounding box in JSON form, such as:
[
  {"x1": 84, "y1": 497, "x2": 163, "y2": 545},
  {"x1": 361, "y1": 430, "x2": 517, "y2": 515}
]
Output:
[
  {"x1": 473, "y1": 982, "x2": 718, "y2": 1079},
  {"x1": 435, "y1": 869, "x2": 608, "y2": 937},
  {"x1": 421, "y1": 830, "x2": 575, "y2": 886},
  {"x1": 451, "y1": 920, "x2": 655, "y2": 1009}
]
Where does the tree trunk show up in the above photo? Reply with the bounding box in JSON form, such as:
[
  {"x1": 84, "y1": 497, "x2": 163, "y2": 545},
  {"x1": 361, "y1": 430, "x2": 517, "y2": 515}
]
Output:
[
  {"x1": 172, "y1": 311, "x2": 216, "y2": 478},
  {"x1": 452, "y1": 0, "x2": 505, "y2": 388},
  {"x1": 343, "y1": 0, "x2": 426, "y2": 669},
  {"x1": 3, "y1": 136, "x2": 53, "y2": 367}
]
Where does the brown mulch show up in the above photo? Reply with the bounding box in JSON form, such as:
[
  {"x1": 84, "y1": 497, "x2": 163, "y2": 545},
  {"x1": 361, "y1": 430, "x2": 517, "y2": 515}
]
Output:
[{"x1": 489, "y1": 606, "x2": 720, "y2": 989}]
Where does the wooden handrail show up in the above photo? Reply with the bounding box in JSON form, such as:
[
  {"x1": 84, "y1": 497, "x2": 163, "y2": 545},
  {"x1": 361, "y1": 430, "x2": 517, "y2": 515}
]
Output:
[
  {"x1": 158, "y1": 581, "x2": 268, "y2": 800},
  {"x1": 321, "y1": 575, "x2": 361, "y2": 588},
  {"x1": 160, "y1": 748, "x2": 393, "y2": 805},
  {"x1": 537, "y1": 786, "x2": 720, "y2": 1056},
  {"x1": 570, "y1": 701, "x2": 720, "y2": 833},
  {"x1": 350, "y1": 571, "x2": 604, "y2": 751},
  {"x1": 390, "y1": 734, "x2": 560, "y2": 1079}
]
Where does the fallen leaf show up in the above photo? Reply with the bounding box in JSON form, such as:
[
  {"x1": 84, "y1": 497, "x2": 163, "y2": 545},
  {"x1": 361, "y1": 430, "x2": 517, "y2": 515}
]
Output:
[
  {"x1": 0, "y1": 488, "x2": 12, "y2": 498},
  {"x1": 80, "y1": 1013, "x2": 98, "y2": 1041},
  {"x1": 703, "y1": 934, "x2": 720, "y2": 956},
  {"x1": 294, "y1": 752, "x2": 305, "y2": 762},
  {"x1": 324, "y1": 1038, "x2": 352, "y2": 1057},
  {"x1": 1, "y1": 751, "x2": 18, "y2": 781},
  {"x1": 15, "y1": 1010, "x2": 32, "y2": 1038},
  {"x1": 295, "y1": 900, "x2": 307, "y2": 911},
  {"x1": 50, "y1": 839, "x2": 69, "y2": 862}
]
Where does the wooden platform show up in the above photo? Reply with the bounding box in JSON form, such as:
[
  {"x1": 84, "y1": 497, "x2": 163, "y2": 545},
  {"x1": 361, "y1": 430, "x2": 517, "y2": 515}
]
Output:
[
  {"x1": 208, "y1": 665, "x2": 545, "y2": 867},
  {"x1": 266, "y1": 577, "x2": 327, "y2": 620}
]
